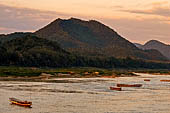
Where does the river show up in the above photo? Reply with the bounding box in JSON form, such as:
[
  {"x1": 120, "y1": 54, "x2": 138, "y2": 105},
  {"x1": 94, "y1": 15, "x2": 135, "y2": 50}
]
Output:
[{"x1": 1, "y1": 73, "x2": 170, "y2": 113}]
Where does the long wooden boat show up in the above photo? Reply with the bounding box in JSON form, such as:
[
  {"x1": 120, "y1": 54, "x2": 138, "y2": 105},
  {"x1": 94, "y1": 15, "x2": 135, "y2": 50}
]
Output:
[
  {"x1": 9, "y1": 98, "x2": 32, "y2": 107},
  {"x1": 144, "y1": 79, "x2": 150, "y2": 81},
  {"x1": 160, "y1": 80, "x2": 170, "y2": 82},
  {"x1": 117, "y1": 84, "x2": 142, "y2": 87},
  {"x1": 110, "y1": 87, "x2": 122, "y2": 91}
]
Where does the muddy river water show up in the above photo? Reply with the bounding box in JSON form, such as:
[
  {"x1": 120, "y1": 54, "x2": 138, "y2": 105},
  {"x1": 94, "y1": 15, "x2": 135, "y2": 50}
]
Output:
[{"x1": 1, "y1": 73, "x2": 170, "y2": 113}]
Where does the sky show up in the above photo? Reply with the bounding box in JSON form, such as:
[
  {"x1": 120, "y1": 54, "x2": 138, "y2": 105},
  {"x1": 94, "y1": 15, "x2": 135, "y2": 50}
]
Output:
[{"x1": 0, "y1": 0, "x2": 170, "y2": 44}]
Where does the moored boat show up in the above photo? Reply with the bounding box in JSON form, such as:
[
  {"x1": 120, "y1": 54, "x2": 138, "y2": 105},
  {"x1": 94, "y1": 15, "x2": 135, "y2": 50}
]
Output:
[
  {"x1": 110, "y1": 87, "x2": 122, "y2": 91},
  {"x1": 9, "y1": 98, "x2": 32, "y2": 107},
  {"x1": 160, "y1": 80, "x2": 170, "y2": 82},
  {"x1": 117, "y1": 84, "x2": 142, "y2": 87},
  {"x1": 144, "y1": 79, "x2": 150, "y2": 81}
]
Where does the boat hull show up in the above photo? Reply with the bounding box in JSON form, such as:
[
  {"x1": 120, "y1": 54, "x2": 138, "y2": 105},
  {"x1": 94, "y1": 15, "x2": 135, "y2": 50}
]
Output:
[
  {"x1": 110, "y1": 87, "x2": 122, "y2": 91},
  {"x1": 117, "y1": 84, "x2": 142, "y2": 87},
  {"x1": 10, "y1": 101, "x2": 32, "y2": 107},
  {"x1": 160, "y1": 80, "x2": 170, "y2": 82},
  {"x1": 144, "y1": 79, "x2": 150, "y2": 81},
  {"x1": 9, "y1": 98, "x2": 32, "y2": 107}
]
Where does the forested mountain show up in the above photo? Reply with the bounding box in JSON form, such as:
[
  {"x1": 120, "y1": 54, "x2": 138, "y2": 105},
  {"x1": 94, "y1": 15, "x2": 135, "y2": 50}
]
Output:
[
  {"x1": 35, "y1": 18, "x2": 167, "y2": 61},
  {"x1": 0, "y1": 18, "x2": 170, "y2": 69}
]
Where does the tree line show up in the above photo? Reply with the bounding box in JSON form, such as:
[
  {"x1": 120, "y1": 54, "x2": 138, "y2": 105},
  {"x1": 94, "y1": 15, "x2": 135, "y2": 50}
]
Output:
[{"x1": 0, "y1": 35, "x2": 170, "y2": 69}]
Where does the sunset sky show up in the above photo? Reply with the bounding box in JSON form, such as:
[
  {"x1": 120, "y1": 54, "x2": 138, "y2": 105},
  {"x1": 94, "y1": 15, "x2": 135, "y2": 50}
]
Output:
[{"x1": 0, "y1": 0, "x2": 170, "y2": 44}]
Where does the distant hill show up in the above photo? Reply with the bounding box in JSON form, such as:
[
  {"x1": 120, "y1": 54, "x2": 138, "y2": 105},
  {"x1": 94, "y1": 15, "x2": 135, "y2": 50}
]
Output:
[
  {"x1": 0, "y1": 32, "x2": 33, "y2": 43},
  {"x1": 35, "y1": 18, "x2": 168, "y2": 61},
  {"x1": 142, "y1": 40, "x2": 170, "y2": 60}
]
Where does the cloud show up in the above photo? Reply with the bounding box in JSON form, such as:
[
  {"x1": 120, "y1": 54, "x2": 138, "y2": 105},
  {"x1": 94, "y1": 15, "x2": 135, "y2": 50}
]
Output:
[
  {"x1": 119, "y1": 1, "x2": 170, "y2": 18},
  {"x1": 0, "y1": 4, "x2": 72, "y2": 33},
  {"x1": 121, "y1": 7, "x2": 170, "y2": 17}
]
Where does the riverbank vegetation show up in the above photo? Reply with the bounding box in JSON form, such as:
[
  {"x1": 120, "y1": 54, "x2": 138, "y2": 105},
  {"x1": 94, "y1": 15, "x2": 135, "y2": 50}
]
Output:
[{"x1": 0, "y1": 67, "x2": 170, "y2": 78}]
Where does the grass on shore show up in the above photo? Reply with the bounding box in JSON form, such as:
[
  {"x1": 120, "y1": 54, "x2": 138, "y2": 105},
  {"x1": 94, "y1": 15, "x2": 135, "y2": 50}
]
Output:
[
  {"x1": 0, "y1": 66, "x2": 138, "y2": 77},
  {"x1": 0, "y1": 66, "x2": 170, "y2": 77}
]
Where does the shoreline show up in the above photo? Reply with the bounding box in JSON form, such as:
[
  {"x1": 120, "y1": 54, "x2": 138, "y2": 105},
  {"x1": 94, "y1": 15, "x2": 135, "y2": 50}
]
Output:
[
  {"x1": 0, "y1": 67, "x2": 170, "y2": 83},
  {"x1": 0, "y1": 73, "x2": 138, "y2": 83}
]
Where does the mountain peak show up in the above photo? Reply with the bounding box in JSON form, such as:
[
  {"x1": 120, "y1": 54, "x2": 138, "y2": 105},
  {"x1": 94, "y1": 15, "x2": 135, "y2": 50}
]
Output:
[
  {"x1": 53, "y1": 17, "x2": 86, "y2": 23},
  {"x1": 145, "y1": 40, "x2": 165, "y2": 46},
  {"x1": 70, "y1": 17, "x2": 82, "y2": 21}
]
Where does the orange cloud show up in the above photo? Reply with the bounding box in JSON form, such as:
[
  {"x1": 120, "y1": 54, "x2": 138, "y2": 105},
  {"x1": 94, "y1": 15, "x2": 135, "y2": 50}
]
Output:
[{"x1": 119, "y1": 1, "x2": 170, "y2": 18}]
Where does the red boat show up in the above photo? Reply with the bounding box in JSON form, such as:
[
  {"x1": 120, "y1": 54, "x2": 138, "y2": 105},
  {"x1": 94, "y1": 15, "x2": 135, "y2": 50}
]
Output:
[
  {"x1": 9, "y1": 98, "x2": 32, "y2": 107},
  {"x1": 110, "y1": 87, "x2": 122, "y2": 91},
  {"x1": 144, "y1": 79, "x2": 150, "y2": 81},
  {"x1": 117, "y1": 84, "x2": 142, "y2": 87},
  {"x1": 160, "y1": 80, "x2": 170, "y2": 82}
]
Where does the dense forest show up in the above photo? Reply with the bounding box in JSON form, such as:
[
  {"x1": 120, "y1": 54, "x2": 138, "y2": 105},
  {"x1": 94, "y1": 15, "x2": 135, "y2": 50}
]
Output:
[{"x1": 0, "y1": 34, "x2": 170, "y2": 69}]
